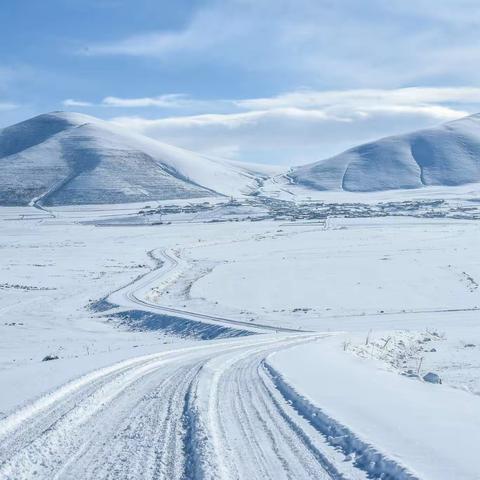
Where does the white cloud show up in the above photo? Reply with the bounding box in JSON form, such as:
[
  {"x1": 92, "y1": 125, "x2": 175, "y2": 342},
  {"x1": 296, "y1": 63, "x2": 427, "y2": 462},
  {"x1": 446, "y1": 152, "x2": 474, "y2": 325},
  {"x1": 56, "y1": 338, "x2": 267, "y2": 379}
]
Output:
[
  {"x1": 112, "y1": 108, "x2": 332, "y2": 130},
  {"x1": 84, "y1": 2, "x2": 246, "y2": 58},
  {"x1": 236, "y1": 87, "x2": 480, "y2": 111},
  {"x1": 63, "y1": 98, "x2": 94, "y2": 107},
  {"x1": 0, "y1": 101, "x2": 17, "y2": 111},
  {"x1": 66, "y1": 86, "x2": 475, "y2": 117},
  {"x1": 363, "y1": 104, "x2": 467, "y2": 120},
  {"x1": 102, "y1": 94, "x2": 188, "y2": 108},
  {"x1": 61, "y1": 93, "x2": 226, "y2": 112},
  {"x1": 109, "y1": 86, "x2": 479, "y2": 165},
  {"x1": 86, "y1": 30, "x2": 213, "y2": 57},
  {"x1": 58, "y1": 86, "x2": 479, "y2": 165},
  {"x1": 44, "y1": 2, "x2": 480, "y2": 165}
]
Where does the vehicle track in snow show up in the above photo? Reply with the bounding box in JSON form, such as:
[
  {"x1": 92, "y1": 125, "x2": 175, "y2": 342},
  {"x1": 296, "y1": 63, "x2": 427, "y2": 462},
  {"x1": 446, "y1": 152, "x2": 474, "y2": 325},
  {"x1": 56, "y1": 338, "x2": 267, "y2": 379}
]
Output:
[
  {"x1": 0, "y1": 334, "x2": 368, "y2": 480},
  {"x1": 0, "y1": 234, "x2": 412, "y2": 479}
]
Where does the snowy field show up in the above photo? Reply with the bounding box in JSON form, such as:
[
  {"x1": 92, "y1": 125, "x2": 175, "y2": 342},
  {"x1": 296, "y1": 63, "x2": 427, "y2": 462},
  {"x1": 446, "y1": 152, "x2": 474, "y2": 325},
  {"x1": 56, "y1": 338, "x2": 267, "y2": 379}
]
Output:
[{"x1": 1, "y1": 203, "x2": 480, "y2": 478}]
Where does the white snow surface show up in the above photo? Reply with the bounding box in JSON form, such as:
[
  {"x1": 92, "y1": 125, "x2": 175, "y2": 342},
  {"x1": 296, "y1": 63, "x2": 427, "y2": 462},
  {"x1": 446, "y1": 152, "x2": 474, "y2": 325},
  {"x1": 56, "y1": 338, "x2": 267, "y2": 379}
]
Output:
[
  {"x1": 188, "y1": 217, "x2": 480, "y2": 326},
  {"x1": 291, "y1": 113, "x2": 480, "y2": 192},
  {"x1": 269, "y1": 337, "x2": 480, "y2": 480},
  {"x1": 1, "y1": 204, "x2": 480, "y2": 479}
]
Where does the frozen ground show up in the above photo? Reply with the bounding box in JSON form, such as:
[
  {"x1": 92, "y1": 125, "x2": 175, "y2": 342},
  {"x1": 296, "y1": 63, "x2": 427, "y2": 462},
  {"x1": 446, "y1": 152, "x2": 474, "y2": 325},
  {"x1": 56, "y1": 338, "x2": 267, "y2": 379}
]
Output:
[
  {"x1": 185, "y1": 218, "x2": 480, "y2": 324},
  {"x1": 269, "y1": 337, "x2": 480, "y2": 480},
  {"x1": 1, "y1": 202, "x2": 479, "y2": 478}
]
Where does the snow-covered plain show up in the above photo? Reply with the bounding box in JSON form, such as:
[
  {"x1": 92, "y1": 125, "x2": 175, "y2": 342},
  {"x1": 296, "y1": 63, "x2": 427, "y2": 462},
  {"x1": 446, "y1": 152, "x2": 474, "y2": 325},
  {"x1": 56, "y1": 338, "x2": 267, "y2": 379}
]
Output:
[
  {"x1": 186, "y1": 218, "x2": 480, "y2": 325},
  {"x1": 1, "y1": 201, "x2": 480, "y2": 479}
]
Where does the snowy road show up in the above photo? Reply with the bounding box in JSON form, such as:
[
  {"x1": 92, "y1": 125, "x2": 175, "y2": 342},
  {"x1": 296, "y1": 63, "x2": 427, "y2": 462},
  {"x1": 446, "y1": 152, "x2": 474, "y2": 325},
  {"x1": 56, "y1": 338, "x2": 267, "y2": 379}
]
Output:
[
  {"x1": 0, "y1": 334, "x2": 361, "y2": 480},
  {"x1": 0, "y1": 235, "x2": 415, "y2": 479},
  {"x1": 109, "y1": 247, "x2": 308, "y2": 333}
]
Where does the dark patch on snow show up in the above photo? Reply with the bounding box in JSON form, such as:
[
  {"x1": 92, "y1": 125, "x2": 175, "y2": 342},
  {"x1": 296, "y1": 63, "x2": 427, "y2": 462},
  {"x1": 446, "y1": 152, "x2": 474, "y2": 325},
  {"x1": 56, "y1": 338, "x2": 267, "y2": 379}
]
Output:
[
  {"x1": 88, "y1": 297, "x2": 118, "y2": 313},
  {"x1": 0, "y1": 113, "x2": 73, "y2": 159},
  {"x1": 423, "y1": 372, "x2": 442, "y2": 384},
  {"x1": 42, "y1": 355, "x2": 59, "y2": 362},
  {"x1": 108, "y1": 309, "x2": 255, "y2": 340}
]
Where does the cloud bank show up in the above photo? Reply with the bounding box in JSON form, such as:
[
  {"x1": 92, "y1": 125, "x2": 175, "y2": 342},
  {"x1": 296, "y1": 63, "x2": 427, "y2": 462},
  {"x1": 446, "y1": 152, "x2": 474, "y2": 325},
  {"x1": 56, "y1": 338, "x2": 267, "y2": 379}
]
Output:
[{"x1": 89, "y1": 87, "x2": 480, "y2": 165}]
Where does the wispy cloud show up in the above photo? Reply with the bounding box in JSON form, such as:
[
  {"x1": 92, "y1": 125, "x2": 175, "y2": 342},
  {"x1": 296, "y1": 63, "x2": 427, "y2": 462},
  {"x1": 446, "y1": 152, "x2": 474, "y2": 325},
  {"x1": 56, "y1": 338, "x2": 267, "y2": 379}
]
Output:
[
  {"x1": 61, "y1": 93, "x2": 224, "y2": 111},
  {"x1": 82, "y1": 3, "x2": 242, "y2": 58},
  {"x1": 108, "y1": 86, "x2": 479, "y2": 165},
  {"x1": 63, "y1": 98, "x2": 94, "y2": 107},
  {"x1": 80, "y1": 0, "x2": 480, "y2": 87},
  {"x1": 102, "y1": 94, "x2": 188, "y2": 107},
  {"x1": 65, "y1": 86, "x2": 476, "y2": 118},
  {"x1": 106, "y1": 87, "x2": 473, "y2": 131},
  {"x1": 236, "y1": 87, "x2": 480, "y2": 111},
  {"x1": 60, "y1": 86, "x2": 480, "y2": 165},
  {"x1": 0, "y1": 101, "x2": 17, "y2": 111},
  {"x1": 85, "y1": 30, "x2": 213, "y2": 57}
]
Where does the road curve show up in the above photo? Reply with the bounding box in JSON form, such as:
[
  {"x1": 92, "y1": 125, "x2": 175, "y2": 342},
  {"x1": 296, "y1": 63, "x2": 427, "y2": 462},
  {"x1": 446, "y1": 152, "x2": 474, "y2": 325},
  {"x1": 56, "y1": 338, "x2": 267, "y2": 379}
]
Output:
[
  {"x1": 0, "y1": 245, "x2": 376, "y2": 479},
  {"x1": 109, "y1": 248, "x2": 309, "y2": 334}
]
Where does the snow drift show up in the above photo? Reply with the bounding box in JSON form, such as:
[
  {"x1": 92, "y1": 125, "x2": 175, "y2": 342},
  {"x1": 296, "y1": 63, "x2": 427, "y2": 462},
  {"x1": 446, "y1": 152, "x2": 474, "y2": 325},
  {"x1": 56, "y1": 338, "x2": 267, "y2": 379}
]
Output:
[
  {"x1": 0, "y1": 112, "x2": 272, "y2": 206},
  {"x1": 291, "y1": 113, "x2": 480, "y2": 192}
]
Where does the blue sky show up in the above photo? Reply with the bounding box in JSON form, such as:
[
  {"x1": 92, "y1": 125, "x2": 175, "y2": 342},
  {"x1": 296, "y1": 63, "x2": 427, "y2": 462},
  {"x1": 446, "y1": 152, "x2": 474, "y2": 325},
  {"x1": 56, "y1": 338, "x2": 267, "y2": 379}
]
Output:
[{"x1": 2, "y1": 0, "x2": 480, "y2": 164}]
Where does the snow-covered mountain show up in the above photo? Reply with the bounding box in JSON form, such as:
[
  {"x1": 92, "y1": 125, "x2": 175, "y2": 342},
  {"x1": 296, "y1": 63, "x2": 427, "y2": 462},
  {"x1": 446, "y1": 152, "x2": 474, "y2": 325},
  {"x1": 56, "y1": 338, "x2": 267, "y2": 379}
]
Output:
[
  {"x1": 0, "y1": 112, "x2": 275, "y2": 206},
  {"x1": 291, "y1": 113, "x2": 480, "y2": 192},
  {"x1": 5, "y1": 111, "x2": 480, "y2": 205}
]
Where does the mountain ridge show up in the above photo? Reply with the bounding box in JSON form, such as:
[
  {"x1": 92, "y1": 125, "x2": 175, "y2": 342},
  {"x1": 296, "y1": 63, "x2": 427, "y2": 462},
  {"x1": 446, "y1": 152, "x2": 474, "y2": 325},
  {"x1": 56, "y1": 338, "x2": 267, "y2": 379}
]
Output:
[
  {"x1": 0, "y1": 112, "x2": 277, "y2": 206},
  {"x1": 2, "y1": 111, "x2": 480, "y2": 206},
  {"x1": 290, "y1": 113, "x2": 480, "y2": 192}
]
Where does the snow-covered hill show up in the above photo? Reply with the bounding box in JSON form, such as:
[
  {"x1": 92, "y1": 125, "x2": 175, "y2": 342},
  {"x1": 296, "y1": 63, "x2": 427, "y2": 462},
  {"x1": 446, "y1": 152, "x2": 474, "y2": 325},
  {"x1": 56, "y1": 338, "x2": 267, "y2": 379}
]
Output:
[
  {"x1": 291, "y1": 113, "x2": 480, "y2": 192},
  {"x1": 5, "y1": 111, "x2": 480, "y2": 205},
  {"x1": 0, "y1": 112, "x2": 274, "y2": 206}
]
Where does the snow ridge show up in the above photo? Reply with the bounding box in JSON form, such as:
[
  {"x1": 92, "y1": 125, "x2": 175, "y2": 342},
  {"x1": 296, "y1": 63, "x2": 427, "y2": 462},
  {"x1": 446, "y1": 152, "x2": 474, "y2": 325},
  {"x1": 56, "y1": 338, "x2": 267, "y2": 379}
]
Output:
[{"x1": 264, "y1": 361, "x2": 419, "y2": 480}]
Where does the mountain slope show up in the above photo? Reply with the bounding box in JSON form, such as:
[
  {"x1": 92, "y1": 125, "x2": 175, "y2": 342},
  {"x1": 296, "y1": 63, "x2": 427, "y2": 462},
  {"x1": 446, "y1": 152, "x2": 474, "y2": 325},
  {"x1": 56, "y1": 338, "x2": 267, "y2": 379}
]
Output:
[
  {"x1": 0, "y1": 112, "x2": 271, "y2": 206},
  {"x1": 291, "y1": 113, "x2": 480, "y2": 192}
]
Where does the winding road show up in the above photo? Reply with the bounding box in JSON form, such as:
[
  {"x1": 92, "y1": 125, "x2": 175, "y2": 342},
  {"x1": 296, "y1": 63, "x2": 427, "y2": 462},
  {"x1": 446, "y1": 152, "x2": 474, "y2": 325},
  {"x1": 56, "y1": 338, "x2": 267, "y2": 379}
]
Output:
[
  {"x1": 0, "y1": 245, "x2": 379, "y2": 480},
  {"x1": 109, "y1": 247, "x2": 308, "y2": 334}
]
